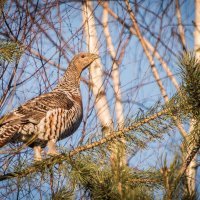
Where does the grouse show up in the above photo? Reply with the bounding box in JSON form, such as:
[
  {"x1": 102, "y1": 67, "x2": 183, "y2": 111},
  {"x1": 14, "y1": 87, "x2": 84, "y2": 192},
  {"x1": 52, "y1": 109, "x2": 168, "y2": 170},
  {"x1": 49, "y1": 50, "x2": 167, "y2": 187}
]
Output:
[{"x1": 0, "y1": 53, "x2": 98, "y2": 160}]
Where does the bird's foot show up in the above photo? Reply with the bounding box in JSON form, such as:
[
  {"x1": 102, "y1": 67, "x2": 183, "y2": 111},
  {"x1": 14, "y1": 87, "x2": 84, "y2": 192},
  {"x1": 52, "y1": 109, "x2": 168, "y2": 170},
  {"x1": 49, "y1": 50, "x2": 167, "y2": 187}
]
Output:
[
  {"x1": 47, "y1": 140, "x2": 59, "y2": 156},
  {"x1": 34, "y1": 146, "x2": 42, "y2": 161},
  {"x1": 47, "y1": 149, "x2": 59, "y2": 156},
  {"x1": 34, "y1": 156, "x2": 42, "y2": 162},
  {"x1": 47, "y1": 151, "x2": 59, "y2": 157}
]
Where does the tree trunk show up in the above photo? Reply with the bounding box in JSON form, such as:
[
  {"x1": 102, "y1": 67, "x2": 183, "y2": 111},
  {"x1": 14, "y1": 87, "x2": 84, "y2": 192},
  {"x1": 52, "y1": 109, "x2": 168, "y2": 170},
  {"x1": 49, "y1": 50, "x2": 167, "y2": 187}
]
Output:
[
  {"x1": 185, "y1": 0, "x2": 200, "y2": 194},
  {"x1": 102, "y1": 2, "x2": 126, "y2": 168},
  {"x1": 82, "y1": 0, "x2": 113, "y2": 130},
  {"x1": 82, "y1": 1, "x2": 126, "y2": 197}
]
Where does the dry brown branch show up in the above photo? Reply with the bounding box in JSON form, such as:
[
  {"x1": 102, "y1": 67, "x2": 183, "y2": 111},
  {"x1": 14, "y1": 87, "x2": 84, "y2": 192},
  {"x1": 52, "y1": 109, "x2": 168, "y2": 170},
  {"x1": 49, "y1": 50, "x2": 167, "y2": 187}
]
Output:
[
  {"x1": 22, "y1": 3, "x2": 70, "y2": 63},
  {"x1": 28, "y1": 0, "x2": 75, "y2": 55},
  {"x1": 0, "y1": 65, "x2": 17, "y2": 108},
  {"x1": 100, "y1": 2, "x2": 180, "y2": 91},
  {"x1": 124, "y1": 0, "x2": 187, "y2": 139},
  {"x1": 28, "y1": 47, "x2": 65, "y2": 71},
  {"x1": 124, "y1": 0, "x2": 168, "y2": 102},
  {"x1": 117, "y1": 34, "x2": 132, "y2": 66},
  {"x1": 175, "y1": 0, "x2": 186, "y2": 49}
]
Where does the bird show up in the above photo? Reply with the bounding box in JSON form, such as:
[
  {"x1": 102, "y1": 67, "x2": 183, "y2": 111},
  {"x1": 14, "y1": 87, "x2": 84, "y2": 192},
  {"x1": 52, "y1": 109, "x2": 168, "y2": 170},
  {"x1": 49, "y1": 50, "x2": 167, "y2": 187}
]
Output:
[{"x1": 0, "y1": 52, "x2": 98, "y2": 160}]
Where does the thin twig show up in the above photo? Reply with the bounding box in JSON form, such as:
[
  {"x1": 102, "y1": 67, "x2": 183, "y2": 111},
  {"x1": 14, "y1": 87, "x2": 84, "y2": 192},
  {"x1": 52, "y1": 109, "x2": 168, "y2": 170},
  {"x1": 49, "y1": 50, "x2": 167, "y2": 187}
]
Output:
[{"x1": 175, "y1": 0, "x2": 186, "y2": 50}]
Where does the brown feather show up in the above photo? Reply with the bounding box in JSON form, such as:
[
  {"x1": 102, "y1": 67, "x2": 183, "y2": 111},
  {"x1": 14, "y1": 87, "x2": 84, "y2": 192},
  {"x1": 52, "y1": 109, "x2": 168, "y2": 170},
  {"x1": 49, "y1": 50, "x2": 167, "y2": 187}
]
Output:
[{"x1": 0, "y1": 52, "x2": 98, "y2": 160}]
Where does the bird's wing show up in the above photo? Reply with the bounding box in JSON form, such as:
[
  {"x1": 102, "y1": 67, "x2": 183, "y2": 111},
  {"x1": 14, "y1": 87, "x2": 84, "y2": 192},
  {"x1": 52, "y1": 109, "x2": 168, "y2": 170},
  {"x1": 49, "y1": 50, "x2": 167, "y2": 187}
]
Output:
[
  {"x1": 0, "y1": 92, "x2": 75, "y2": 147},
  {"x1": 0, "y1": 92, "x2": 74, "y2": 126}
]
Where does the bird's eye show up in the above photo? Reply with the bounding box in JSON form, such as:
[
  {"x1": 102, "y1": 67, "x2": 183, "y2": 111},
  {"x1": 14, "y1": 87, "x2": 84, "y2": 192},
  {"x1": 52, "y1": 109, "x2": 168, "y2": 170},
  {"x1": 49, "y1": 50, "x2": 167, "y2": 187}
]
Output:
[{"x1": 81, "y1": 55, "x2": 85, "y2": 58}]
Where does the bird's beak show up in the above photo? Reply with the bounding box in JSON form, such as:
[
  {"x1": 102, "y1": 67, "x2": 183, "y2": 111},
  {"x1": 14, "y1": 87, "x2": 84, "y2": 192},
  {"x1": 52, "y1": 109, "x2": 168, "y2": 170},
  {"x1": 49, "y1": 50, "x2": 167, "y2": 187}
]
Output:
[{"x1": 92, "y1": 54, "x2": 99, "y2": 60}]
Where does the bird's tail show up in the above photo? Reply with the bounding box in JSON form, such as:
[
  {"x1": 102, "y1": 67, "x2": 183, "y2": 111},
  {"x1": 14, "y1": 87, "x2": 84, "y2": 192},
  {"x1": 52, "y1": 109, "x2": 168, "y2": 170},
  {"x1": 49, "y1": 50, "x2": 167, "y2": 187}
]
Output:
[{"x1": 0, "y1": 124, "x2": 20, "y2": 147}]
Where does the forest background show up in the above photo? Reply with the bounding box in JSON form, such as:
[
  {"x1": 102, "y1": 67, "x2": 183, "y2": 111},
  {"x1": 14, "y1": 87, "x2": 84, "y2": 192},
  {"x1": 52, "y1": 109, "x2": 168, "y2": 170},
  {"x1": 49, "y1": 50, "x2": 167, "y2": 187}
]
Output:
[{"x1": 0, "y1": 0, "x2": 199, "y2": 199}]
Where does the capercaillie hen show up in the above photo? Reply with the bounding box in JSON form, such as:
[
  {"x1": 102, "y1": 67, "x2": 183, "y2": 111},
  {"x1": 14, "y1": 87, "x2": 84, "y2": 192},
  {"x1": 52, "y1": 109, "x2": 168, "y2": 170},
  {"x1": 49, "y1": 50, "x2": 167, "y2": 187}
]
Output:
[{"x1": 0, "y1": 53, "x2": 98, "y2": 160}]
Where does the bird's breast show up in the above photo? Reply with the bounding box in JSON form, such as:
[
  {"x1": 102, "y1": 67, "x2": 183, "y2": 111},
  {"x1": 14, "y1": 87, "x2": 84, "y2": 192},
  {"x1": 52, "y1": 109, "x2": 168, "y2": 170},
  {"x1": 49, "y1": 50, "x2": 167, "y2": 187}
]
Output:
[{"x1": 37, "y1": 104, "x2": 83, "y2": 141}]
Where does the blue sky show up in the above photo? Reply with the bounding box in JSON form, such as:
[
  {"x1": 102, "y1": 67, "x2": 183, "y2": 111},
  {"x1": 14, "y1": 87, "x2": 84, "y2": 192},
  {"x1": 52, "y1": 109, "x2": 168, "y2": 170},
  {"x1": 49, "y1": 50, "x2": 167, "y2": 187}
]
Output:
[{"x1": 0, "y1": 0, "x2": 198, "y2": 198}]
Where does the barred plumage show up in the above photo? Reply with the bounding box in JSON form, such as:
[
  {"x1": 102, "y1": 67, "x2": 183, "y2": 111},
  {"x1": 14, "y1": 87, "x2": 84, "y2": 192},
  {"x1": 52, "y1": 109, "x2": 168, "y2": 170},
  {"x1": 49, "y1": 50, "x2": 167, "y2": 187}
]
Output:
[{"x1": 0, "y1": 53, "x2": 98, "y2": 160}]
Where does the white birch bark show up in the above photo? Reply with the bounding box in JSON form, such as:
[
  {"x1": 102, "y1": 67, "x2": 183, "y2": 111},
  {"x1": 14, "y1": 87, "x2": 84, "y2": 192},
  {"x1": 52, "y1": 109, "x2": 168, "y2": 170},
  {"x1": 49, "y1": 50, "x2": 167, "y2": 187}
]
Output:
[
  {"x1": 102, "y1": 2, "x2": 124, "y2": 128},
  {"x1": 82, "y1": 3, "x2": 125, "y2": 196},
  {"x1": 185, "y1": 0, "x2": 200, "y2": 194},
  {"x1": 175, "y1": 0, "x2": 186, "y2": 49},
  {"x1": 82, "y1": 0, "x2": 113, "y2": 130},
  {"x1": 102, "y1": 2, "x2": 126, "y2": 168}
]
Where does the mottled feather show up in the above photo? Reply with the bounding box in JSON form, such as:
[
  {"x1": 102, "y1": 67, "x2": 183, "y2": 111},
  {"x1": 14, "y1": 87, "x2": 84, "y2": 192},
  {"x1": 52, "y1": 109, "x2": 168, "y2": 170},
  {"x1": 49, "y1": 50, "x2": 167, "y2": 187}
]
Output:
[{"x1": 0, "y1": 52, "x2": 98, "y2": 160}]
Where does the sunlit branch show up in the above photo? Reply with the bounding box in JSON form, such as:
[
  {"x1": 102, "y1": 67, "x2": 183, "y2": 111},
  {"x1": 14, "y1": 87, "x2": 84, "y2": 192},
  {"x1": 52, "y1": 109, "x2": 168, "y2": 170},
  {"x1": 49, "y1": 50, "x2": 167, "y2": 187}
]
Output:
[
  {"x1": 124, "y1": 0, "x2": 187, "y2": 138},
  {"x1": 100, "y1": 2, "x2": 179, "y2": 91},
  {"x1": 0, "y1": 108, "x2": 169, "y2": 182},
  {"x1": 175, "y1": 0, "x2": 186, "y2": 49}
]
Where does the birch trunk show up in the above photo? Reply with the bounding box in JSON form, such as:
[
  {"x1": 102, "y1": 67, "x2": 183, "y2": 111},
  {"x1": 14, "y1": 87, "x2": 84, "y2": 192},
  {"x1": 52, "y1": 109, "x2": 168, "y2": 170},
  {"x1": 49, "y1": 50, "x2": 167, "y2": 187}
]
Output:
[
  {"x1": 102, "y1": 4, "x2": 124, "y2": 128},
  {"x1": 102, "y1": 2, "x2": 126, "y2": 167},
  {"x1": 185, "y1": 0, "x2": 200, "y2": 194},
  {"x1": 82, "y1": 1, "x2": 113, "y2": 130},
  {"x1": 82, "y1": 1, "x2": 126, "y2": 197},
  {"x1": 175, "y1": 0, "x2": 186, "y2": 49}
]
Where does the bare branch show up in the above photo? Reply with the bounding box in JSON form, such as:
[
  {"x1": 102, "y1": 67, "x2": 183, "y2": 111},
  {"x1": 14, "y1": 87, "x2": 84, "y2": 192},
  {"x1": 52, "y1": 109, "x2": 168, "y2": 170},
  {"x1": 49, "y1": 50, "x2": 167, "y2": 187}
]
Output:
[
  {"x1": 124, "y1": 0, "x2": 187, "y2": 138},
  {"x1": 175, "y1": 0, "x2": 186, "y2": 49},
  {"x1": 100, "y1": 2, "x2": 180, "y2": 91}
]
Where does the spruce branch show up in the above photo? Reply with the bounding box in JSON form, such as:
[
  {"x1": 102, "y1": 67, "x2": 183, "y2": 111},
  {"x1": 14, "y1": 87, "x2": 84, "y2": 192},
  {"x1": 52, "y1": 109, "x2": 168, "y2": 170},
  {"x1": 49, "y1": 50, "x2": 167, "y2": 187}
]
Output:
[
  {"x1": 166, "y1": 52, "x2": 200, "y2": 198},
  {"x1": 0, "y1": 108, "x2": 169, "y2": 182},
  {"x1": 0, "y1": 40, "x2": 24, "y2": 62}
]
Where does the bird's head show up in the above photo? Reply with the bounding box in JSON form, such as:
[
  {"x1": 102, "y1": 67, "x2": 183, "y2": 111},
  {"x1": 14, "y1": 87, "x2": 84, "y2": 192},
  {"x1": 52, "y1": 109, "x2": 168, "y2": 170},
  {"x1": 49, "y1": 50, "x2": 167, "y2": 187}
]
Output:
[{"x1": 72, "y1": 52, "x2": 99, "y2": 73}]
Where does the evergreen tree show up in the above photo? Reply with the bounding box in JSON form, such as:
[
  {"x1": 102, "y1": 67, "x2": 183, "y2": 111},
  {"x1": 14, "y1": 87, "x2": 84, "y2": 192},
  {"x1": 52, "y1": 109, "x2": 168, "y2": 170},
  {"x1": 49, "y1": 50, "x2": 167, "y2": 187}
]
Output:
[{"x1": 0, "y1": 53, "x2": 199, "y2": 199}]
